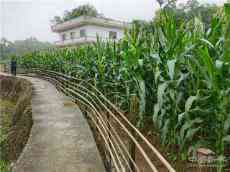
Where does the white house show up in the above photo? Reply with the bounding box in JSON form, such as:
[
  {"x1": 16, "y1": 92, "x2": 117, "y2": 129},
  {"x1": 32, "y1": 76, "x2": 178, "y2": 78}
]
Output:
[{"x1": 51, "y1": 16, "x2": 129, "y2": 47}]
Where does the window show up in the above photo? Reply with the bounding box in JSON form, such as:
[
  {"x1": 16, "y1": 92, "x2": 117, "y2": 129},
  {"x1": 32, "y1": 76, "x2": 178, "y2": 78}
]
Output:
[
  {"x1": 80, "y1": 29, "x2": 86, "y2": 37},
  {"x1": 109, "y1": 31, "x2": 117, "y2": 39},
  {"x1": 62, "y1": 33, "x2": 66, "y2": 41},
  {"x1": 70, "y1": 32, "x2": 75, "y2": 39}
]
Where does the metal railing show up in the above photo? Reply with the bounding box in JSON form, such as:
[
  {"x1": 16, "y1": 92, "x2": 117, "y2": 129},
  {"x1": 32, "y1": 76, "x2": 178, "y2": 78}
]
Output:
[{"x1": 30, "y1": 69, "x2": 176, "y2": 172}]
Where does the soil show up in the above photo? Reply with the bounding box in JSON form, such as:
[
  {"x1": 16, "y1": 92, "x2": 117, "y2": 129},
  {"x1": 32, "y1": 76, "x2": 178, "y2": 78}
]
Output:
[{"x1": 0, "y1": 75, "x2": 33, "y2": 170}]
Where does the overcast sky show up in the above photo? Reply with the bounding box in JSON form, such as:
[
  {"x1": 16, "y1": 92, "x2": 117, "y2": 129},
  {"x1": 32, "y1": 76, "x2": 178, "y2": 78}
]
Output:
[{"x1": 0, "y1": 0, "x2": 227, "y2": 43}]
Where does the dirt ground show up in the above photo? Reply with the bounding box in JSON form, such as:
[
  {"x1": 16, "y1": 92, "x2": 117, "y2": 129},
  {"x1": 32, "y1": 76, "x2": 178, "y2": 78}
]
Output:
[{"x1": 0, "y1": 75, "x2": 33, "y2": 169}]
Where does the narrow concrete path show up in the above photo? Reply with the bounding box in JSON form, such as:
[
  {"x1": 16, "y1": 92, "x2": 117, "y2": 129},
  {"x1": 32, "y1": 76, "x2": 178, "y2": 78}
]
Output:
[{"x1": 12, "y1": 77, "x2": 105, "y2": 172}]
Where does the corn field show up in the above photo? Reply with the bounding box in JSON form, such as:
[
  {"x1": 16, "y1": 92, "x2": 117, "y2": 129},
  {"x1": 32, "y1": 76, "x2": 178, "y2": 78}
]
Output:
[{"x1": 20, "y1": 9, "x2": 230, "y2": 169}]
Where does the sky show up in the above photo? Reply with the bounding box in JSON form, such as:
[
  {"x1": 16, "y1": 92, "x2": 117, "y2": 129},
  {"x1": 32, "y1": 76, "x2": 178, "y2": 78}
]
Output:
[{"x1": 0, "y1": 0, "x2": 227, "y2": 43}]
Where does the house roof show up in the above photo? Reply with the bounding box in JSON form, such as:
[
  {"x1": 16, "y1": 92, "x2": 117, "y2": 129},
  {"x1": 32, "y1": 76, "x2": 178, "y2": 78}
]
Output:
[{"x1": 51, "y1": 16, "x2": 130, "y2": 33}]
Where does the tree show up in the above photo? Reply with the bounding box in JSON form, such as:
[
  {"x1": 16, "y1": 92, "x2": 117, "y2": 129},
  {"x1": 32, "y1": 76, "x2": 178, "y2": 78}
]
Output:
[
  {"x1": 52, "y1": 4, "x2": 100, "y2": 24},
  {"x1": 51, "y1": 16, "x2": 63, "y2": 25},
  {"x1": 0, "y1": 37, "x2": 53, "y2": 62},
  {"x1": 156, "y1": 0, "x2": 178, "y2": 8},
  {"x1": 154, "y1": 0, "x2": 220, "y2": 28},
  {"x1": 0, "y1": 38, "x2": 13, "y2": 61},
  {"x1": 156, "y1": 0, "x2": 165, "y2": 7}
]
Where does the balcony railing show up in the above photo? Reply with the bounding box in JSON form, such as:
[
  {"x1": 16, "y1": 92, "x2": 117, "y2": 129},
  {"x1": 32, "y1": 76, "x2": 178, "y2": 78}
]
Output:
[
  {"x1": 55, "y1": 36, "x2": 119, "y2": 46},
  {"x1": 51, "y1": 16, "x2": 130, "y2": 32},
  {"x1": 55, "y1": 36, "x2": 100, "y2": 46}
]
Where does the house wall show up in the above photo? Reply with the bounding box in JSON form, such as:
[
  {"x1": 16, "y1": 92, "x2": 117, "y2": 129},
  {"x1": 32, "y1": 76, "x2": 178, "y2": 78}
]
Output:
[
  {"x1": 85, "y1": 25, "x2": 124, "y2": 40},
  {"x1": 58, "y1": 25, "x2": 125, "y2": 42}
]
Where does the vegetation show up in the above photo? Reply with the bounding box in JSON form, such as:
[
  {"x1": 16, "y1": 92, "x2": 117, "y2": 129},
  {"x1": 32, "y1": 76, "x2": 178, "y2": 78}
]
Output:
[
  {"x1": 20, "y1": 3, "x2": 229, "y2": 169},
  {"x1": 0, "y1": 100, "x2": 15, "y2": 172},
  {"x1": 224, "y1": 3, "x2": 230, "y2": 61},
  {"x1": 155, "y1": 0, "x2": 221, "y2": 28},
  {"x1": 0, "y1": 77, "x2": 33, "y2": 172},
  {"x1": 52, "y1": 4, "x2": 100, "y2": 24},
  {"x1": 0, "y1": 160, "x2": 9, "y2": 172},
  {"x1": 0, "y1": 37, "x2": 53, "y2": 63}
]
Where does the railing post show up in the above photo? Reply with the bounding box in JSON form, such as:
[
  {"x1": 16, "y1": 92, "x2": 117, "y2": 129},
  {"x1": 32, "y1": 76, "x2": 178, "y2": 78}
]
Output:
[
  {"x1": 64, "y1": 72, "x2": 68, "y2": 95},
  {"x1": 106, "y1": 107, "x2": 112, "y2": 172},
  {"x1": 129, "y1": 94, "x2": 138, "y2": 172}
]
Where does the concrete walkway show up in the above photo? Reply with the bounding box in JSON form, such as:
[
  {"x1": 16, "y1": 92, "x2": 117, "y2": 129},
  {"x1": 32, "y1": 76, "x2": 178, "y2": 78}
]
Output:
[{"x1": 12, "y1": 77, "x2": 105, "y2": 172}]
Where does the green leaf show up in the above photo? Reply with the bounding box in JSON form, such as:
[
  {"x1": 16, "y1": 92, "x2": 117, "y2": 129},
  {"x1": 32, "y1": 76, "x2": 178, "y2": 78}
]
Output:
[
  {"x1": 162, "y1": 119, "x2": 170, "y2": 144},
  {"x1": 198, "y1": 48, "x2": 216, "y2": 88},
  {"x1": 178, "y1": 112, "x2": 187, "y2": 124},
  {"x1": 176, "y1": 73, "x2": 189, "y2": 87},
  {"x1": 137, "y1": 78, "x2": 146, "y2": 127},
  {"x1": 157, "y1": 82, "x2": 168, "y2": 107},
  {"x1": 184, "y1": 127, "x2": 201, "y2": 141},
  {"x1": 180, "y1": 118, "x2": 203, "y2": 139},
  {"x1": 154, "y1": 67, "x2": 161, "y2": 84},
  {"x1": 153, "y1": 103, "x2": 160, "y2": 123},
  {"x1": 225, "y1": 3, "x2": 230, "y2": 14},
  {"x1": 167, "y1": 59, "x2": 177, "y2": 80},
  {"x1": 180, "y1": 127, "x2": 201, "y2": 153},
  {"x1": 158, "y1": 109, "x2": 166, "y2": 129},
  {"x1": 224, "y1": 117, "x2": 230, "y2": 133},
  {"x1": 215, "y1": 60, "x2": 223, "y2": 69},
  {"x1": 185, "y1": 96, "x2": 197, "y2": 112},
  {"x1": 200, "y1": 38, "x2": 215, "y2": 49},
  {"x1": 222, "y1": 135, "x2": 230, "y2": 142}
]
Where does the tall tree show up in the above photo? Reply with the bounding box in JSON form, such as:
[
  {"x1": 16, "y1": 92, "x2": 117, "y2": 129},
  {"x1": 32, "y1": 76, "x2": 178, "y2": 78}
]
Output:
[{"x1": 154, "y1": 0, "x2": 220, "y2": 28}]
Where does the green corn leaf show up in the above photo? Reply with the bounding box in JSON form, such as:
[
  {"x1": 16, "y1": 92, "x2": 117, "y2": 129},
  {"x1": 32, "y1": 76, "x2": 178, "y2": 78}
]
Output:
[
  {"x1": 224, "y1": 117, "x2": 230, "y2": 133},
  {"x1": 180, "y1": 118, "x2": 203, "y2": 139},
  {"x1": 137, "y1": 78, "x2": 146, "y2": 127},
  {"x1": 178, "y1": 112, "x2": 187, "y2": 124},
  {"x1": 158, "y1": 27, "x2": 166, "y2": 49},
  {"x1": 222, "y1": 135, "x2": 230, "y2": 143},
  {"x1": 200, "y1": 38, "x2": 215, "y2": 49},
  {"x1": 158, "y1": 109, "x2": 166, "y2": 129},
  {"x1": 224, "y1": 3, "x2": 230, "y2": 62},
  {"x1": 151, "y1": 53, "x2": 161, "y2": 63},
  {"x1": 157, "y1": 82, "x2": 168, "y2": 107},
  {"x1": 184, "y1": 127, "x2": 201, "y2": 142},
  {"x1": 153, "y1": 103, "x2": 160, "y2": 123},
  {"x1": 225, "y1": 3, "x2": 230, "y2": 14},
  {"x1": 185, "y1": 96, "x2": 198, "y2": 112},
  {"x1": 180, "y1": 127, "x2": 201, "y2": 152},
  {"x1": 194, "y1": 17, "x2": 204, "y2": 36},
  {"x1": 154, "y1": 68, "x2": 161, "y2": 84},
  {"x1": 198, "y1": 47, "x2": 216, "y2": 88},
  {"x1": 215, "y1": 60, "x2": 224, "y2": 69},
  {"x1": 162, "y1": 119, "x2": 170, "y2": 144},
  {"x1": 167, "y1": 59, "x2": 177, "y2": 80},
  {"x1": 176, "y1": 73, "x2": 189, "y2": 87}
]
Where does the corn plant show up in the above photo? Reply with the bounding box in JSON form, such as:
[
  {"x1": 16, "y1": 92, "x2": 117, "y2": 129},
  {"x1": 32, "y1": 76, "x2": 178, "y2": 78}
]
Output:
[{"x1": 19, "y1": 8, "x2": 230, "y2": 168}]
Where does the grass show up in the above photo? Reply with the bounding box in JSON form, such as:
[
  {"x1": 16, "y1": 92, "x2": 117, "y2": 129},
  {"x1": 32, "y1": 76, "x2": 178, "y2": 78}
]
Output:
[
  {"x1": 0, "y1": 160, "x2": 9, "y2": 172},
  {"x1": 0, "y1": 99, "x2": 15, "y2": 172}
]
